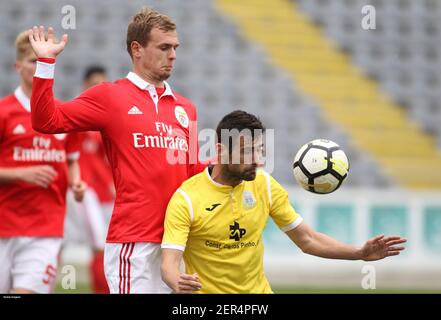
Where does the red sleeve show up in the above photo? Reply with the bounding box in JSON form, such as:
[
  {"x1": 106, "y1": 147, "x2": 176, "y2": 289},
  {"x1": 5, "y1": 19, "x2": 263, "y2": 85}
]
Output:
[
  {"x1": 189, "y1": 161, "x2": 208, "y2": 176},
  {"x1": 0, "y1": 110, "x2": 5, "y2": 144},
  {"x1": 31, "y1": 58, "x2": 111, "y2": 133}
]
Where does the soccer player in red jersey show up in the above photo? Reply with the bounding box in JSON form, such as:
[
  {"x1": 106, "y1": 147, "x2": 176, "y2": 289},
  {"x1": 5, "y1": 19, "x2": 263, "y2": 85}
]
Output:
[
  {"x1": 0, "y1": 31, "x2": 86, "y2": 294},
  {"x1": 28, "y1": 8, "x2": 205, "y2": 293},
  {"x1": 63, "y1": 66, "x2": 113, "y2": 293}
]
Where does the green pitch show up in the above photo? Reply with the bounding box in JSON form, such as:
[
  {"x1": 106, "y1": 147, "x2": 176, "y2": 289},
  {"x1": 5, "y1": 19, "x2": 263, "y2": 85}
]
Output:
[{"x1": 54, "y1": 282, "x2": 441, "y2": 294}]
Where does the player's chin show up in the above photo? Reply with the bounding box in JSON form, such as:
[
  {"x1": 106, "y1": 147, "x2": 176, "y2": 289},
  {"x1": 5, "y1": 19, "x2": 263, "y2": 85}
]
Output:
[
  {"x1": 242, "y1": 169, "x2": 257, "y2": 181},
  {"x1": 160, "y1": 69, "x2": 173, "y2": 79},
  {"x1": 25, "y1": 77, "x2": 34, "y2": 89}
]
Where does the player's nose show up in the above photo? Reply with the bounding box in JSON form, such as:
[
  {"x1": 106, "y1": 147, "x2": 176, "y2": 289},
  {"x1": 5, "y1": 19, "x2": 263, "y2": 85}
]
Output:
[{"x1": 168, "y1": 48, "x2": 177, "y2": 60}]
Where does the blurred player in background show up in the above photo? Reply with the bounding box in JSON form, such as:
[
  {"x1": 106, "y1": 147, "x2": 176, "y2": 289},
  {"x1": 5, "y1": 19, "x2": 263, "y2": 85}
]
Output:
[
  {"x1": 63, "y1": 66, "x2": 113, "y2": 293},
  {"x1": 161, "y1": 110, "x2": 407, "y2": 293},
  {"x1": 0, "y1": 31, "x2": 86, "y2": 294},
  {"x1": 28, "y1": 7, "x2": 205, "y2": 293}
]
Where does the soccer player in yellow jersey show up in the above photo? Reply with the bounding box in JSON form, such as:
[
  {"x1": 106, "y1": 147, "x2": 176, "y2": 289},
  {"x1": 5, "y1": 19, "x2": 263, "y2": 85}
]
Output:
[{"x1": 161, "y1": 110, "x2": 407, "y2": 293}]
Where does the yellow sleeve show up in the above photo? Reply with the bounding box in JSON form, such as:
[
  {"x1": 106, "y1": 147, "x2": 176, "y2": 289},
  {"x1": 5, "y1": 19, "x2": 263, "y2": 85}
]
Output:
[
  {"x1": 162, "y1": 189, "x2": 192, "y2": 251},
  {"x1": 268, "y1": 175, "x2": 303, "y2": 232}
]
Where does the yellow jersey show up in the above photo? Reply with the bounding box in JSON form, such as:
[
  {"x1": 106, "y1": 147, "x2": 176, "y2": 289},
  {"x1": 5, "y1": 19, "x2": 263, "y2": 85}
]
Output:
[{"x1": 162, "y1": 167, "x2": 303, "y2": 293}]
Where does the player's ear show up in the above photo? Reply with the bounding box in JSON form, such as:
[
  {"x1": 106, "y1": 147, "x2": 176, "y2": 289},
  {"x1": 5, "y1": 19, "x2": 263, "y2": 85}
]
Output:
[
  {"x1": 130, "y1": 41, "x2": 143, "y2": 59},
  {"x1": 215, "y1": 142, "x2": 222, "y2": 156},
  {"x1": 15, "y1": 60, "x2": 22, "y2": 73}
]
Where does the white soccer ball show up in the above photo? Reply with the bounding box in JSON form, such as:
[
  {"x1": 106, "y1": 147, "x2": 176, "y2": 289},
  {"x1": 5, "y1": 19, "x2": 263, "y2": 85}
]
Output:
[{"x1": 293, "y1": 139, "x2": 349, "y2": 194}]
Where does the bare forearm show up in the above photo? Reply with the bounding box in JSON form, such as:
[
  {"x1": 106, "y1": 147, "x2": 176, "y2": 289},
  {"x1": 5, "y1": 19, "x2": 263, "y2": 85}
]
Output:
[
  {"x1": 160, "y1": 262, "x2": 181, "y2": 292},
  {"x1": 0, "y1": 168, "x2": 21, "y2": 184},
  {"x1": 67, "y1": 160, "x2": 80, "y2": 186},
  {"x1": 288, "y1": 222, "x2": 406, "y2": 262},
  {"x1": 303, "y1": 232, "x2": 362, "y2": 260},
  {"x1": 161, "y1": 250, "x2": 201, "y2": 293}
]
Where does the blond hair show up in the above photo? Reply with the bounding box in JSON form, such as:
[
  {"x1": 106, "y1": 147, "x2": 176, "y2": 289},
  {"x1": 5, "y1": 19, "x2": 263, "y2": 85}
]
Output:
[
  {"x1": 15, "y1": 30, "x2": 33, "y2": 61},
  {"x1": 126, "y1": 7, "x2": 176, "y2": 58}
]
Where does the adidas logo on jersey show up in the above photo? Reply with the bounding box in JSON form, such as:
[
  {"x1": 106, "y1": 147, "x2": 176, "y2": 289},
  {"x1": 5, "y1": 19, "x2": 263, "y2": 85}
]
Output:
[
  {"x1": 128, "y1": 106, "x2": 143, "y2": 115},
  {"x1": 12, "y1": 124, "x2": 26, "y2": 135}
]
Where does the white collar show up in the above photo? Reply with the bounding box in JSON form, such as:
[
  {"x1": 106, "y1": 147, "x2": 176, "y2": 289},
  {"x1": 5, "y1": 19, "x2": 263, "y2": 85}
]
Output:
[
  {"x1": 204, "y1": 166, "x2": 244, "y2": 190},
  {"x1": 205, "y1": 166, "x2": 227, "y2": 188},
  {"x1": 126, "y1": 72, "x2": 176, "y2": 100},
  {"x1": 14, "y1": 86, "x2": 31, "y2": 112}
]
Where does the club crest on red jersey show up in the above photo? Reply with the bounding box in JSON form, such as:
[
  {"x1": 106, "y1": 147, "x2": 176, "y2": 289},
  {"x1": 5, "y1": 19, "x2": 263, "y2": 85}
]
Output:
[{"x1": 174, "y1": 106, "x2": 189, "y2": 128}]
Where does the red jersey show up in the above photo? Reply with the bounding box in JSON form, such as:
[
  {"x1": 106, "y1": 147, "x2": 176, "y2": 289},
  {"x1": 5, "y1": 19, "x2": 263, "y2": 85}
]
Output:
[
  {"x1": 78, "y1": 131, "x2": 114, "y2": 203},
  {"x1": 31, "y1": 58, "x2": 205, "y2": 243},
  {"x1": 0, "y1": 87, "x2": 80, "y2": 237}
]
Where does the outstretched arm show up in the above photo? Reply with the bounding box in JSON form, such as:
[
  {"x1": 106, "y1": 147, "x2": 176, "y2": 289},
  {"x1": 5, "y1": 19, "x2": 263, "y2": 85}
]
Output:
[{"x1": 286, "y1": 222, "x2": 406, "y2": 261}]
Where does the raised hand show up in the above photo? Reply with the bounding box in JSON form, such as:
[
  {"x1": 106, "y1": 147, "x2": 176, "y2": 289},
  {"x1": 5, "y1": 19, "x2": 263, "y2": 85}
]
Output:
[
  {"x1": 28, "y1": 26, "x2": 68, "y2": 59},
  {"x1": 360, "y1": 234, "x2": 407, "y2": 261}
]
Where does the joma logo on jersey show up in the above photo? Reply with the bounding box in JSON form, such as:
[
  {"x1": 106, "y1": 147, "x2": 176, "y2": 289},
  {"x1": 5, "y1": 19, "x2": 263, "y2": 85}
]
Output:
[
  {"x1": 229, "y1": 221, "x2": 246, "y2": 241},
  {"x1": 205, "y1": 203, "x2": 221, "y2": 211}
]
